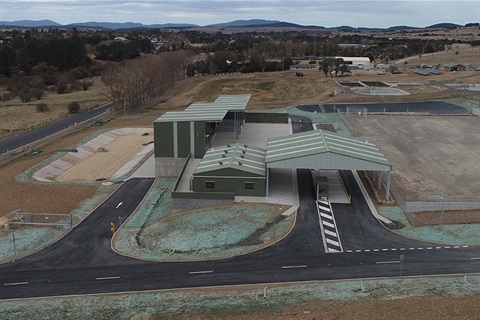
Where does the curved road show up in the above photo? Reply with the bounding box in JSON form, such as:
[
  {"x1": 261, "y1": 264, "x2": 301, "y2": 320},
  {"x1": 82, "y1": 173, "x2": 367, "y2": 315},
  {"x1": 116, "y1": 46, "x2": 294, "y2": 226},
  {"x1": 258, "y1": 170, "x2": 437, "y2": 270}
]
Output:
[{"x1": 1, "y1": 171, "x2": 479, "y2": 299}]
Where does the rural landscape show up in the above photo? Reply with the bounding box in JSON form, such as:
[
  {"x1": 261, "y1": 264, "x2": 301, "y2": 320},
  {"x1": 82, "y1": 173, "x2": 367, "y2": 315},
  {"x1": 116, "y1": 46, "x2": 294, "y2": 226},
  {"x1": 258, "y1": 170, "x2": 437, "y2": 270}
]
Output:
[{"x1": 0, "y1": 3, "x2": 479, "y2": 319}]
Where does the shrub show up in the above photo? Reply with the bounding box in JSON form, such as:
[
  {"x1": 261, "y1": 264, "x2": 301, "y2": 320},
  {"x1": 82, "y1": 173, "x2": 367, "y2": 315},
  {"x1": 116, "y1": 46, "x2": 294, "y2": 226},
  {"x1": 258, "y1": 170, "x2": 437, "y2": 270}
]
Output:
[
  {"x1": 68, "y1": 80, "x2": 82, "y2": 92},
  {"x1": 31, "y1": 88, "x2": 45, "y2": 100},
  {"x1": 81, "y1": 80, "x2": 93, "y2": 91},
  {"x1": 56, "y1": 79, "x2": 68, "y2": 94},
  {"x1": 18, "y1": 88, "x2": 32, "y2": 102},
  {"x1": 36, "y1": 103, "x2": 49, "y2": 112},
  {"x1": 67, "y1": 101, "x2": 81, "y2": 113}
]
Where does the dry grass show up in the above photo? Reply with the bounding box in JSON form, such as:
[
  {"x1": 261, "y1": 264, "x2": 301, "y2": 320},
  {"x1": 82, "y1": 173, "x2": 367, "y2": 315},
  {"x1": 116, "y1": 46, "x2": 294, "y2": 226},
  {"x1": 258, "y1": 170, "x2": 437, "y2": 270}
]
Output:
[{"x1": 0, "y1": 77, "x2": 109, "y2": 139}]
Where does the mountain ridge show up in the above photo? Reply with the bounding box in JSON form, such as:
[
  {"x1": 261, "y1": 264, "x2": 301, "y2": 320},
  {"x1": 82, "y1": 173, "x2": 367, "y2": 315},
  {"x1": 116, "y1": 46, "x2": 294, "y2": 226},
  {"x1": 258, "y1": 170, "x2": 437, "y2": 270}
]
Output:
[{"x1": 0, "y1": 19, "x2": 467, "y2": 30}]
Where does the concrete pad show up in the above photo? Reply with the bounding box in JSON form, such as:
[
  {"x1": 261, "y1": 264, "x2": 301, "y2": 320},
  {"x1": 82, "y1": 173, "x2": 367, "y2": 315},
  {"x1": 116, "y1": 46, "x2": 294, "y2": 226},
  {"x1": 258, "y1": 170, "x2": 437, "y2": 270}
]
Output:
[
  {"x1": 176, "y1": 159, "x2": 201, "y2": 192},
  {"x1": 312, "y1": 170, "x2": 351, "y2": 204},
  {"x1": 129, "y1": 154, "x2": 156, "y2": 178}
]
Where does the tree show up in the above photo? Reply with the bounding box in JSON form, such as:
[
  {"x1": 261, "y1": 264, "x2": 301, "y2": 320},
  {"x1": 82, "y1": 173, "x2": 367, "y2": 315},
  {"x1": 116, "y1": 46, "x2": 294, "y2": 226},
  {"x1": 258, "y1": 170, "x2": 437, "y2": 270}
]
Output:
[
  {"x1": 56, "y1": 79, "x2": 68, "y2": 94},
  {"x1": 36, "y1": 103, "x2": 49, "y2": 112},
  {"x1": 68, "y1": 101, "x2": 80, "y2": 113}
]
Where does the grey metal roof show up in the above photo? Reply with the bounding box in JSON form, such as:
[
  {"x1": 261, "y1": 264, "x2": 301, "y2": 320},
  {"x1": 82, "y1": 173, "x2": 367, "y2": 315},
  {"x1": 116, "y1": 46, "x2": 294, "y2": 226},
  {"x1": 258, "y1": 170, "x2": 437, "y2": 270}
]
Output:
[
  {"x1": 194, "y1": 144, "x2": 266, "y2": 176},
  {"x1": 266, "y1": 129, "x2": 391, "y2": 168},
  {"x1": 155, "y1": 94, "x2": 251, "y2": 123}
]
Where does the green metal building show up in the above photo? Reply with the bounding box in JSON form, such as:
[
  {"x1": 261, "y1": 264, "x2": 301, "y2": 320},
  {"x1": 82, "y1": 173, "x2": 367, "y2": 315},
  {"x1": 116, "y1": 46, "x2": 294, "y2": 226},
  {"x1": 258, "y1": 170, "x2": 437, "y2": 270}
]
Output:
[
  {"x1": 192, "y1": 144, "x2": 266, "y2": 197},
  {"x1": 154, "y1": 94, "x2": 251, "y2": 176}
]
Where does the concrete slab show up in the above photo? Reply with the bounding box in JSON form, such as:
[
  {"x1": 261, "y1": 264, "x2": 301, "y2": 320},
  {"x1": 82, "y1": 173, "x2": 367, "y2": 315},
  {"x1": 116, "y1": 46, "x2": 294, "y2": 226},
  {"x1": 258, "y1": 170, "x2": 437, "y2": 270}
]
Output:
[
  {"x1": 311, "y1": 170, "x2": 351, "y2": 203},
  {"x1": 129, "y1": 153, "x2": 156, "y2": 178}
]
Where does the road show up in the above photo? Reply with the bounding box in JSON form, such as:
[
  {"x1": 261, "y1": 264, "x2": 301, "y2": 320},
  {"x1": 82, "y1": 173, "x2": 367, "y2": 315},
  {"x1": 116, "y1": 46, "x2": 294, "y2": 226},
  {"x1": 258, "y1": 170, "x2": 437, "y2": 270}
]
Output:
[
  {"x1": 1, "y1": 171, "x2": 479, "y2": 299},
  {"x1": 0, "y1": 102, "x2": 115, "y2": 154}
]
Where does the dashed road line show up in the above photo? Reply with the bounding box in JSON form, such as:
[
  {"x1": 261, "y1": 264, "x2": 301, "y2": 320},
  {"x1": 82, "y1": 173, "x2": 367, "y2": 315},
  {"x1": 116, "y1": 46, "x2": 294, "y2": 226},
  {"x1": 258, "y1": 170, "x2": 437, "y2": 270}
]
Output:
[
  {"x1": 345, "y1": 246, "x2": 470, "y2": 253},
  {"x1": 96, "y1": 276, "x2": 120, "y2": 280},
  {"x1": 282, "y1": 265, "x2": 307, "y2": 269},
  {"x1": 189, "y1": 270, "x2": 213, "y2": 275},
  {"x1": 376, "y1": 261, "x2": 400, "y2": 264},
  {"x1": 4, "y1": 282, "x2": 28, "y2": 286},
  {"x1": 471, "y1": 257, "x2": 480, "y2": 260}
]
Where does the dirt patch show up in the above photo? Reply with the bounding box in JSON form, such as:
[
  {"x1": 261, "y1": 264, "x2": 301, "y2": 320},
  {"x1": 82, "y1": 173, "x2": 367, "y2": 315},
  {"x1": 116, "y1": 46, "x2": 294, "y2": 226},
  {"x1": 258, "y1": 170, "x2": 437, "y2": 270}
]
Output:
[
  {"x1": 406, "y1": 209, "x2": 480, "y2": 227},
  {"x1": 346, "y1": 115, "x2": 480, "y2": 201},
  {"x1": 0, "y1": 117, "x2": 156, "y2": 217}
]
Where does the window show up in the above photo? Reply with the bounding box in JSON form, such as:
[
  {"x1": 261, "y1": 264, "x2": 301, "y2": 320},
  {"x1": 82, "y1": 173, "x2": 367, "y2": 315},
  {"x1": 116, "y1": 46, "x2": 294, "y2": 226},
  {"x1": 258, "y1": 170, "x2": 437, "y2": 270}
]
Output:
[
  {"x1": 205, "y1": 181, "x2": 215, "y2": 190},
  {"x1": 244, "y1": 182, "x2": 255, "y2": 190}
]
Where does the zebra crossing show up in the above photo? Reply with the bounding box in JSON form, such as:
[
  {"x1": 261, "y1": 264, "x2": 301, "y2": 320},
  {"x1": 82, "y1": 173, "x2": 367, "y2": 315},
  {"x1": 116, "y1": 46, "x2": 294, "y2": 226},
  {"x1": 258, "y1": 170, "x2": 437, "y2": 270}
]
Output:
[{"x1": 316, "y1": 200, "x2": 343, "y2": 253}]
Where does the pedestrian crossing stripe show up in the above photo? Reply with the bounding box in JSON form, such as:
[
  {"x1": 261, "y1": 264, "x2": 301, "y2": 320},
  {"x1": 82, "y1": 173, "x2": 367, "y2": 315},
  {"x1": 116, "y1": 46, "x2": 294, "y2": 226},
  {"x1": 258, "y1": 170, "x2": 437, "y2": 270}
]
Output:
[{"x1": 316, "y1": 200, "x2": 343, "y2": 254}]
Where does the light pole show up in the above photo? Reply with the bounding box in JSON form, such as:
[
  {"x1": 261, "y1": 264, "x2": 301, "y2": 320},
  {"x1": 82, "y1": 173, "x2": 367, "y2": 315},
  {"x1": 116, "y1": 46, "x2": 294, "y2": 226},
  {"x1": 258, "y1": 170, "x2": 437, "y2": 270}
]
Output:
[{"x1": 12, "y1": 227, "x2": 16, "y2": 257}]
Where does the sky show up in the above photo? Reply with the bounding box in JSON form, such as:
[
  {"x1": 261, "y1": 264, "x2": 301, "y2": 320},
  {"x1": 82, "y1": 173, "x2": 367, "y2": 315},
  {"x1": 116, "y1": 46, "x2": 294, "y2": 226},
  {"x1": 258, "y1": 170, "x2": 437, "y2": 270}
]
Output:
[{"x1": 0, "y1": 0, "x2": 478, "y2": 28}]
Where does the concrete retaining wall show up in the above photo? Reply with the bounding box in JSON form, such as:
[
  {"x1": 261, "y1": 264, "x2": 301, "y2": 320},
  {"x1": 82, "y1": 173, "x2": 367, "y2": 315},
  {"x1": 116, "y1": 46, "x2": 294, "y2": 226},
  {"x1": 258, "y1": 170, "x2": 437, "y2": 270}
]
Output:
[{"x1": 155, "y1": 157, "x2": 188, "y2": 177}]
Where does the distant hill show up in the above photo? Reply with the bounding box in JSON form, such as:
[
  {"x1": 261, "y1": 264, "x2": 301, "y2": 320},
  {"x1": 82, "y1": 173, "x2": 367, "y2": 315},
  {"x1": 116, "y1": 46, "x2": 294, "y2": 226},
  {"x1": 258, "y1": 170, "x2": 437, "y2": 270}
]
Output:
[
  {"x1": 68, "y1": 21, "x2": 197, "y2": 29},
  {"x1": 208, "y1": 19, "x2": 281, "y2": 27},
  {"x1": 0, "y1": 19, "x2": 60, "y2": 27},
  {"x1": 387, "y1": 25, "x2": 420, "y2": 31},
  {"x1": 426, "y1": 23, "x2": 462, "y2": 29},
  {"x1": 0, "y1": 19, "x2": 469, "y2": 31}
]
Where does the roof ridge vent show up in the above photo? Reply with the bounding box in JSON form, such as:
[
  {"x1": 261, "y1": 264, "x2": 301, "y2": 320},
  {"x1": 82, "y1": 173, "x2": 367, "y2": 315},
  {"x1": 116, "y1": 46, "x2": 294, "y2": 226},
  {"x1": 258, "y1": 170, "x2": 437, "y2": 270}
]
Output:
[
  {"x1": 244, "y1": 144, "x2": 248, "y2": 148},
  {"x1": 240, "y1": 154, "x2": 245, "y2": 158},
  {"x1": 242, "y1": 150, "x2": 246, "y2": 154},
  {"x1": 219, "y1": 161, "x2": 223, "y2": 165},
  {"x1": 224, "y1": 150, "x2": 228, "y2": 153},
  {"x1": 238, "y1": 162, "x2": 242, "y2": 165},
  {"x1": 222, "y1": 154, "x2": 226, "y2": 158}
]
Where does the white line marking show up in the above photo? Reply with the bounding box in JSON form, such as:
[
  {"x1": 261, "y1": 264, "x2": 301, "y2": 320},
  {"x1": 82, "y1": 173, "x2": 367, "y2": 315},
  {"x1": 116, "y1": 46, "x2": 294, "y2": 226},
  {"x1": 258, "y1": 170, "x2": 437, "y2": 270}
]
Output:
[
  {"x1": 356, "y1": 250, "x2": 362, "y2": 252},
  {"x1": 346, "y1": 250, "x2": 353, "y2": 253},
  {"x1": 418, "y1": 247, "x2": 423, "y2": 250},
  {"x1": 328, "y1": 248, "x2": 341, "y2": 253},
  {"x1": 470, "y1": 257, "x2": 480, "y2": 260},
  {"x1": 373, "y1": 249, "x2": 379, "y2": 252},
  {"x1": 436, "y1": 247, "x2": 442, "y2": 249},
  {"x1": 318, "y1": 205, "x2": 330, "y2": 212},
  {"x1": 409, "y1": 248, "x2": 415, "y2": 250},
  {"x1": 320, "y1": 212, "x2": 333, "y2": 219},
  {"x1": 364, "y1": 249, "x2": 370, "y2": 252},
  {"x1": 189, "y1": 270, "x2": 213, "y2": 275},
  {"x1": 324, "y1": 229, "x2": 337, "y2": 237},
  {"x1": 96, "y1": 276, "x2": 120, "y2": 280},
  {"x1": 400, "y1": 248, "x2": 406, "y2": 251},
  {"x1": 116, "y1": 201, "x2": 123, "y2": 209},
  {"x1": 391, "y1": 248, "x2": 397, "y2": 251},
  {"x1": 282, "y1": 265, "x2": 307, "y2": 269},
  {"x1": 326, "y1": 238, "x2": 340, "y2": 246},
  {"x1": 445, "y1": 246, "x2": 450, "y2": 249},
  {"x1": 454, "y1": 246, "x2": 459, "y2": 248},
  {"x1": 4, "y1": 282, "x2": 28, "y2": 286},
  {"x1": 322, "y1": 220, "x2": 335, "y2": 228},
  {"x1": 463, "y1": 246, "x2": 469, "y2": 248},
  {"x1": 376, "y1": 261, "x2": 401, "y2": 264},
  {"x1": 382, "y1": 249, "x2": 388, "y2": 251}
]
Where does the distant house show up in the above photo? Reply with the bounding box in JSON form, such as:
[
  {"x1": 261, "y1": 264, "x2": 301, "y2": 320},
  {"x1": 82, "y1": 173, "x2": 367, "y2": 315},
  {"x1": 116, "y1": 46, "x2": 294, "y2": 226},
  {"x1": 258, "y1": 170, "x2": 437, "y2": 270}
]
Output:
[
  {"x1": 414, "y1": 68, "x2": 441, "y2": 76},
  {"x1": 290, "y1": 63, "x2": 317, "y2": 70},
  {"x1": 375, "y1": 64, "x2": 390, "y2": 69},
  {"x1": 443, "y1": 63, "x2": 468, "y2": 72}
]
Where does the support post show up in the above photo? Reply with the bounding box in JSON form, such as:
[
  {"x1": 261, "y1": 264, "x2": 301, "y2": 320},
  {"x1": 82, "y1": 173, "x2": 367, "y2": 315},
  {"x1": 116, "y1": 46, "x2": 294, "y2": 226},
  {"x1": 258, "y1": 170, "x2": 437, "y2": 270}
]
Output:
[
  {"x1": 377, "y1": 171, "x2": 382, "y2": 189},
  {"x1": 266, "y1": 168, "x2": 270, "y2": 197},
  {"x1": 385, "y1": 171, "x2": 391, "y2": 200}
]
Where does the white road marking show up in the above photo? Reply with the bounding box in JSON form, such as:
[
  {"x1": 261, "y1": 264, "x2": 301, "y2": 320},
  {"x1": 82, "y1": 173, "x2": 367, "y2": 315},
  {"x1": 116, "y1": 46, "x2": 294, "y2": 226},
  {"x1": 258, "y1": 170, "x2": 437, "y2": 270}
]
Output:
[
  {"x1": 409, "y1": 248, "x2": 415, "y2": 250},
  {"x1": 322, "y1": 220, "x2": 335, "y2": 228},
  {"x1": 400, "y1": 248, "x2": 406, "y2": 251},
  {"x1": 324, "y1": 229, "x2": 338, "y2": 237},
  {"x1": 463, "y1": 246, "x2": 469, "y2": 248},
  {"x1": 96, "y1": 276, "x2": 120, "y2": 280},
  {"x1": 418, "y1": 247, "x2": 423, "y2": 250},
  {"x1": 391, "y1": 248, "x2": 397, "y2": 251},
  {"x1": 356, "y1": 250, "x2": 362, "y2": 252},
  {"x1": 445, "y1": 246, "x2": 450, "y2": 249},
  {"x1": 329, "y1": 248, "x2": 341, "y2": 253},
  {"x1": 282, "y1": 265, "x2": 307, "y2": 269},
  {"x1": 470, "y1": 257, "x2": 480, "y2": 260},
  {"x1": 4, "y1": 282, "x2": 28, "y2": 286},
  {"x1": 320, "y1": 212, "x2": 332, "y2": 219},
  {"x1": 373, "y1": 249, "x2": 379, "y2": 252},
  {"x1": 454, "y1": 246, "x2": 459, "y2": 248},
  {"x1": 436, "y1": 247, "x2": 442, "y2": 249},
  {"x1": 346, "y1": 250, "x2": 353, "y2": 253},
  {"x1": 376, "y1": 261, "x2": 401, "y2": 264},
  {"x1": 116, "y1": 201, "x2": 123, "y2": 209},
  {"x1": 427, "y1": 247, "x2": 433, "y2": 250},
  {"x1": 382, "y1": 249, "x2": 388, "y2": 251},
  {"x1": 318, "y1": 205, "x2": 330, "y2": 212},
  {"x1": 326, "y1": 238, "x2": 340, "y2": 246},
  {"x1": 189, "y1": 270, "x2": 213, "y2": 275},
  {"x1": 364, "y1": 249, "x2": 370, "y2": 252}
]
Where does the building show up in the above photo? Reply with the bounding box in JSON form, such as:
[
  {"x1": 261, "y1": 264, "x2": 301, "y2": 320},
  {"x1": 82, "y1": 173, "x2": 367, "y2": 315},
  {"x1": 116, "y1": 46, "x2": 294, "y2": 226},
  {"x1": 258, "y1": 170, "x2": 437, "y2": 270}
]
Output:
[
  {"x1": 443, "y1": 63, "x2": 468, "y2": 72},
  {"x1": 192, "y1": 144, "x2": 266, "y2": 197}
]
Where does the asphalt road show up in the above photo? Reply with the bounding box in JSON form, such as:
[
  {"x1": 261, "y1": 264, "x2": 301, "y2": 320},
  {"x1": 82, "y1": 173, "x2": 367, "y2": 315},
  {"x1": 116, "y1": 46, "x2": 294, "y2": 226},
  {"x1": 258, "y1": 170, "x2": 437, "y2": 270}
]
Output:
[
  {"x1": 1, "y1": 173, "x2": 479, "y2": 300},
  {"x1": 297, "y1": 101, "x2": 468, "y2": 114},
  {"x1": 0, "y1": 102, "x2": 115, "y2": 154}
]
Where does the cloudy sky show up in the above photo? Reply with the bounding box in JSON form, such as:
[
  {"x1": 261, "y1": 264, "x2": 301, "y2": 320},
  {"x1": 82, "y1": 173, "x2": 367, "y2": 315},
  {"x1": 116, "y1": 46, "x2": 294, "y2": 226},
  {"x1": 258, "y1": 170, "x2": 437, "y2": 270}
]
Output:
[{"x1": 0, "y1": 0, "x2": 478, "y2": 27}]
